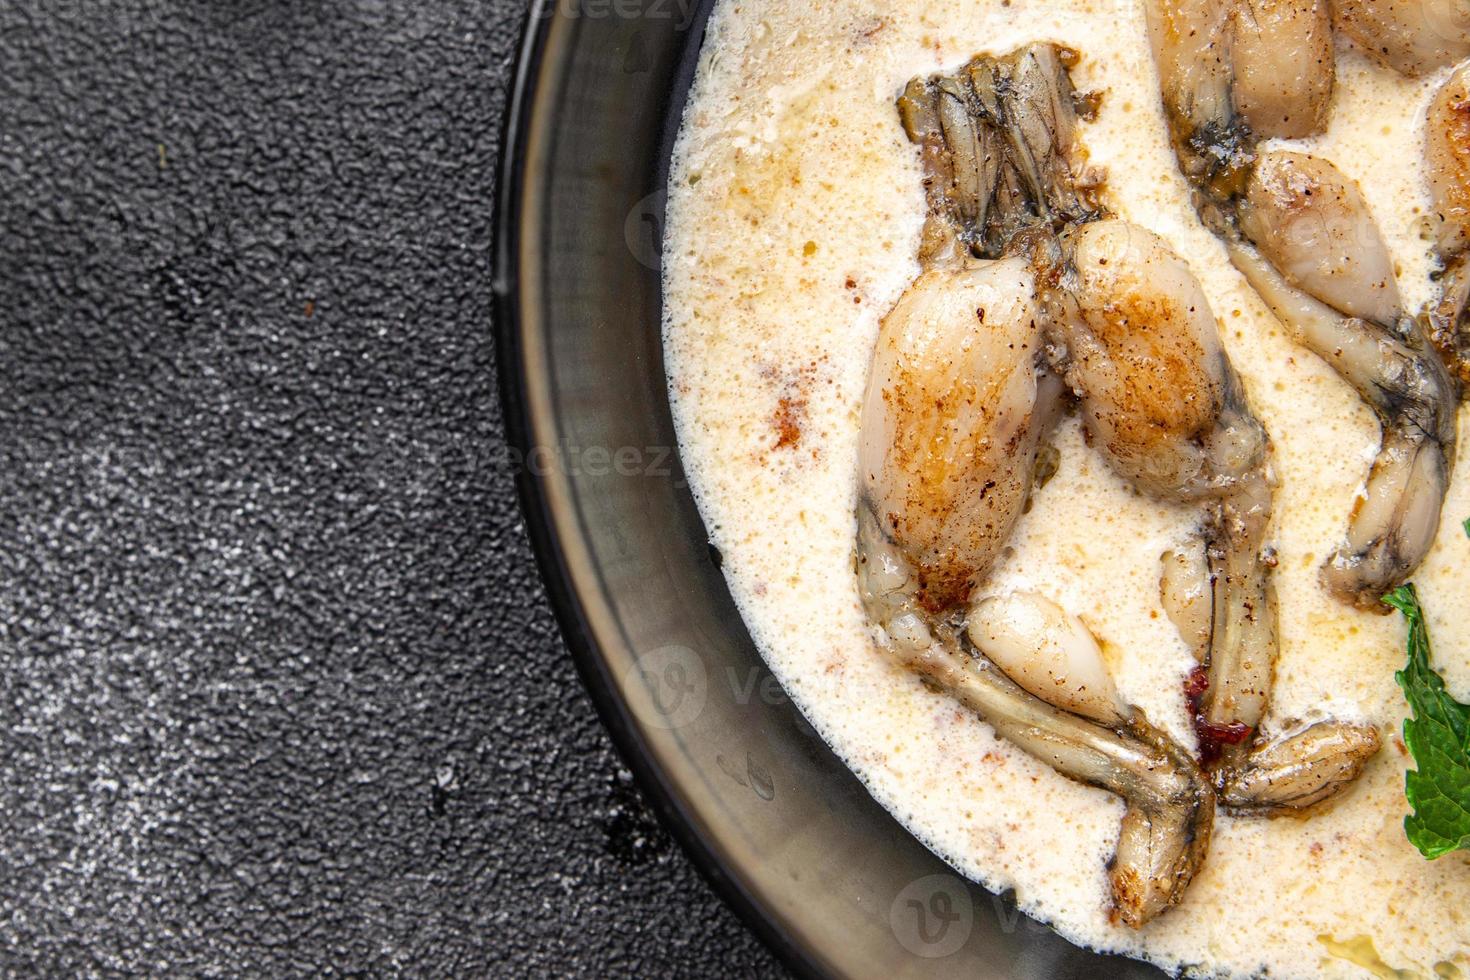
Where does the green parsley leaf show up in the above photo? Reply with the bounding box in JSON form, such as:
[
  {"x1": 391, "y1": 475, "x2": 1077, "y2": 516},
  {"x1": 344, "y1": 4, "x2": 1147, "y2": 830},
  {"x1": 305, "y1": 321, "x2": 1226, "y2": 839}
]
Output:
[{"x1": 1383, "y1": 585, "x2": 1470, "y2": 859}]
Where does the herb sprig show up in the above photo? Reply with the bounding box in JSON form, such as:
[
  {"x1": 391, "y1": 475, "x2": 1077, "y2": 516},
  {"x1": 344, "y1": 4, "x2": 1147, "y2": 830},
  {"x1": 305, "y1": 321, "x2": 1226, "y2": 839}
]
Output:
[{"x1": 1383, "y1": 585, "x2": 1470, "y2": 859}]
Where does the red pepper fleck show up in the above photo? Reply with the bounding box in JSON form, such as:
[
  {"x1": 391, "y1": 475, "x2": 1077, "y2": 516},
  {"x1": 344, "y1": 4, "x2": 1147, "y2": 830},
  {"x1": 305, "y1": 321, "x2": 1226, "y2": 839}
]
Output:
[
  {"x1": 1194, "y1": 718, "x2": 1252, "y2": 765},
  {"x1": 1182, "y1": 666, "x2": 1209, "y2": 703},
  {"x1": 1197, "y1": 719, "x2": 1252, "y2": 744},
  {"x1": 1182, "y1": 666, "x2": 1249, "y2": 764}
]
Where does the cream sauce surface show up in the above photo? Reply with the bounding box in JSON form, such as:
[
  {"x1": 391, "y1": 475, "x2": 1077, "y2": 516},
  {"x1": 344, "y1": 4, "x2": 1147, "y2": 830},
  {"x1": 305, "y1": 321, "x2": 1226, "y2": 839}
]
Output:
[{"x1": 662, "y1": 1, "x2": 1470, "y2": 974}]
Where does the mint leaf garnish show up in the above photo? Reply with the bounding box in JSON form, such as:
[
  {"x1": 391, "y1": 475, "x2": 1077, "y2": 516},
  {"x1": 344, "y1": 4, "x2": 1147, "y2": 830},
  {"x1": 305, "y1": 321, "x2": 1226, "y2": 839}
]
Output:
[{"x1": 1383, "y1": 585, "x2": 1470, "y2": 859}]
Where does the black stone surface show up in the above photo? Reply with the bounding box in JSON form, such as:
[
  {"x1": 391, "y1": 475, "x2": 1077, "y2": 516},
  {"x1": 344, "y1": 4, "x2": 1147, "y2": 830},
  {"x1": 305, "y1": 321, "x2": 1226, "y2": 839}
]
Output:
[{"x1": 0, "y1": 2, "x2": 782, "y2": 974}]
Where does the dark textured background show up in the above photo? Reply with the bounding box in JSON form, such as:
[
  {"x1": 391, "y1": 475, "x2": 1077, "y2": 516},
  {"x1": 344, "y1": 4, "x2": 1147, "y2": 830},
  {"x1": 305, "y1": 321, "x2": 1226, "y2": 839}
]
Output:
[{"x1": 0, "y1": 1, "x2": 782, "y2": 974}]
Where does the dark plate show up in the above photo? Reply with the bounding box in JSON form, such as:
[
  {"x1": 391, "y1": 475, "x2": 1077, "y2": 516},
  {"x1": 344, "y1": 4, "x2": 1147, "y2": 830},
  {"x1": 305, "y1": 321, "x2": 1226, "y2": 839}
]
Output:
[{"x1": 493, "y1": 2, "x2": 1167, "y2": 976}]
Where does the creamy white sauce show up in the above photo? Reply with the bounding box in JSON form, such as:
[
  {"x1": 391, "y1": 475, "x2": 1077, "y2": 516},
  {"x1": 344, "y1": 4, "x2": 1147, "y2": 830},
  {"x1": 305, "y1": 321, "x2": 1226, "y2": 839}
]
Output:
[{"x1": 662, "y1": 1, "x2": 1470, "y2": 975}]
